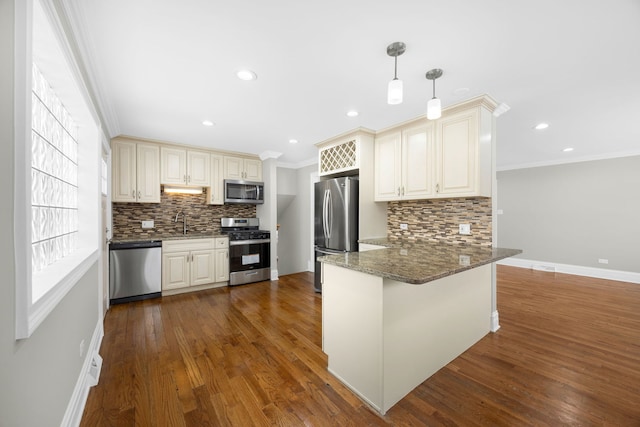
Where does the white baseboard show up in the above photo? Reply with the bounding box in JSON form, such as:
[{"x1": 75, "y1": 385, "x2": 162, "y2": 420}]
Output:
[
  {"x1": 497, "y1": 258, "x2": 640, "y2": 284},
  {"x1": 61, "y1": 319, "x2": 104, "y2": 427},
  {"x1": 490, "y1": 310, "x2": 500, "y2": 332}
]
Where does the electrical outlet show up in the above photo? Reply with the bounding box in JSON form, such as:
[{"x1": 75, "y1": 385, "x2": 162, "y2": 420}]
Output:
[
  {"x1": 459, "y1": 255, "x2": 471, "y2": 266},
  {"x1": 400, "y1": 223, "x2": 408, "y2": 230},
  {"x1": 142, "y1": 220, "x2": 154, "y2": 229},
  {"x1": 598, "y1": 258, "x2": 609, "y2": 264},
  {"x1": 459, "y1": 224, "x2": 471, "y2": 235}
]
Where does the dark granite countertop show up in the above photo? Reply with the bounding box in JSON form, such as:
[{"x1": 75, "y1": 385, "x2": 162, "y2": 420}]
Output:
[
  {"x1": 319, "y1": 238, "x2": 522, "y2": 285},
  {"x1": 111, "y1": 233, "x2": 227, "y2": 244}
]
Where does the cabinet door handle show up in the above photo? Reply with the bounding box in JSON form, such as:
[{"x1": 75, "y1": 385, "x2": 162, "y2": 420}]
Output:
[
  {"x1": 397, "y1": 187, "x2": 401, "y2": 196},
  {"x1": 184, "y1": 174, "x2": 187, "y2": 183},
  {"x1": 132, "y1": 190, "x2": 136, "y2": 198},
  {"x1": 138, "y1": 191, "x2": 141, "y2": 199},
  {"x1": 187, "y1": 175, "x2": 191, "y2": 183},
  {"x1": 436, "y1": 183, "x2": 440, "y2": 193},
  {"x1": 401, "y1": 186, "x2": 405, "y2": 196}
]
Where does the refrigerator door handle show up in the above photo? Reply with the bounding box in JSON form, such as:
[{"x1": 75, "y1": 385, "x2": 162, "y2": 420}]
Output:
[
  {"x1": 326, "y1": 189, "x2": 333, "y2": 238},
  {"x1": 322, "y1": 190, "x2": 326, "y2": 238}
]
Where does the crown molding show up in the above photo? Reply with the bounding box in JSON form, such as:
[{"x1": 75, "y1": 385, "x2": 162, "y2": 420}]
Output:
[
  {"x1": 57, "y1": 0, "x2": 120, "y2": 137},
  {"x1": 497, "y1": 150, "x2": 640, "y2": 172}
]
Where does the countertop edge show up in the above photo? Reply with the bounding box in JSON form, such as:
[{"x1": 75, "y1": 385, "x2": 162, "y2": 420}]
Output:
[
  {"x1": 111, "y1": 234, "x2": 228, "y2": 244},
  {"x1": 319, "y1": 245, "x2": 522, "y2": 285}
]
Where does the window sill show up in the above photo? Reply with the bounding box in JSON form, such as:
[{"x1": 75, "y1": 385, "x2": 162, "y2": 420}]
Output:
[{"x1": 19, "y1": 247, "x2": 99, "y2": 339}]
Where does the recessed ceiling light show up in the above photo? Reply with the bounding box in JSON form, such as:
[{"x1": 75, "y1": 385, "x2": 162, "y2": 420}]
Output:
[
  {"x1": 202, "y1": 120, "x2": 214, "y2": 126},
  {"x1": 534, "y1": 123, "x2": 549, "y2": 130},
  {"x1": 563, "y1": 147, "x2": 574, "y2": 152},
  {"x1": 289, "y1": 139, "x2": 298, "y2": 144},
  {"x1": 346, "y1": 110, "x2": 359, "y2": 117},
  {"x1": 236, "y1": 69, "x2": 257, "y2": 81}
]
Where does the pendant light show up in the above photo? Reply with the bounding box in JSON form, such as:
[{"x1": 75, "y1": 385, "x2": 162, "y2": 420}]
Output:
[
  {"x1": 426, "y1": 68, "x2": 443, "y2": 119},
  {"x1": 386, "y1": 42, "x2": 406, "y2": 105}
]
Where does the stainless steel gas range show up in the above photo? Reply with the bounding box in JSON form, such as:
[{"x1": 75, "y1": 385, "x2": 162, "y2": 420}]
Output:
[{"x1": 220, "y1": 218, "x2": 271, "y2": 286}]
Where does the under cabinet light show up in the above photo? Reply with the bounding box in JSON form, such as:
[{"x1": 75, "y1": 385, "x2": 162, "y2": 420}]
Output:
[{"x1": 164, "y1": 186, "x2": 203, "y2": 194}]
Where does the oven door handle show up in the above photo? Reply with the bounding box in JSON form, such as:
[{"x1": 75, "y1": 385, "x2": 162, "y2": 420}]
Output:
[{"x1": 229, "y1": 239, "x2": 271, "y2": 246}]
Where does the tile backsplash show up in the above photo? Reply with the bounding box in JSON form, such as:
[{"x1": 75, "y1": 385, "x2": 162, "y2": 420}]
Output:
[
  {"x1": 387, "y1": 197, "x2": 492, "y2": 246},
  {"x1": 112, "y1": 189, "x2": 256, "y2": 240}
]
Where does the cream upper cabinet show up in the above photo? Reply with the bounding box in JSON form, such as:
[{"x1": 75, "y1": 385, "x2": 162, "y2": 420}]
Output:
[
  {"x1": 374, "y1": 123, "x2": 435, "y2": 201},
  {"x1": 112, "y1": 139, "x2": 160, "y2": 203},
  {"x1": 374, "y1": 96, "x2": 494, "y2": 201},
  {"x1": 317, "y1": 137, "x2": 360, "y2": 176},
  {"x1": 161, "y1": 147, "x2": 211, "y2": 186},
  {"x1": 223, "y1": 155, "x2": 262, "y2": 181},
  {"x1": 435, "y1": 106, "x2": 491, "y2": 198},
  {"x1": 208, "y1": 153, "x2": 224, "y2": 205},
  {"x1": 374, "y1": 133, "x2": 401, "y2": 201},
  {"x1": 402, "y1": 124, "x2": 435, "y2": 199},
  {"x1": 187, "y1": 150, "x2": 211, "y2": 186}
]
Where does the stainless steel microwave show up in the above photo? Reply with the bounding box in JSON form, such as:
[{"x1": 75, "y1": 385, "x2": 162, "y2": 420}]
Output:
[{"x1": 224, "y1": 180, "x2": 264, "y2": 204}]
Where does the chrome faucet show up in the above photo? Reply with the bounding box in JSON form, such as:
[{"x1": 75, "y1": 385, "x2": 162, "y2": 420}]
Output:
[{"x1": 174, "y1": 211, "x2": 188, "y2": 235}]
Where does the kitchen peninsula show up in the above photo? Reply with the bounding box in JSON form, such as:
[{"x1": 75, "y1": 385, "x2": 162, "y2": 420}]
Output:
[{"x1": 319, "y1": 240, "x2": 521, "y2": 414}]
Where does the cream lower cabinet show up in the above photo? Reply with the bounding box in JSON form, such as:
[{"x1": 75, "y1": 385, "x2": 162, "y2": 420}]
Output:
[
  {"x1": 162, "y1": 238, "x2": 229, "y2": 293},
  {"x1": 374, "y1": 123, "x2": 435, "y2": 201},
  {"x1": 214, "y1": 238, "x2": 229, "y2": 282}
]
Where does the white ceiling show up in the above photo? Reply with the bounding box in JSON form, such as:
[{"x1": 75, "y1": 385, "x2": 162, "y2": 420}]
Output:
[{"x1": 64, "y1": 0, "x2": 640, "y2": 169}]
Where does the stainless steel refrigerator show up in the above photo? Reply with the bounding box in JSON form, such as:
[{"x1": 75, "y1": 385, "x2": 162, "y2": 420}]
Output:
[{"x1": 314, "y1": 176, "x2": 359, "y2": 292}]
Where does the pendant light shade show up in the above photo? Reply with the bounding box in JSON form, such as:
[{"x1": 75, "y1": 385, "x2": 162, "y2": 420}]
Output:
[
  {"x1": 427, "y1": 97, "x2": 442, "y2": 120},
  {"x1": 426, "y1": 68, "x2": 443, "y2": 120},
  {"x1": 386, "y1": 42, "x2": 406, "y2": 105},
  {"x1": 388, "y1": 79, "x2": 403, "y2": 105}
]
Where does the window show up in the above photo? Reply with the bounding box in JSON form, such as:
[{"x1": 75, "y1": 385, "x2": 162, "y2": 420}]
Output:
[
  {"x1": 14, "y1": 0, "x2": 101, "y2": 339},
  {"x1": 31, "y1": 63, "x2": 79, "y2": 275}
]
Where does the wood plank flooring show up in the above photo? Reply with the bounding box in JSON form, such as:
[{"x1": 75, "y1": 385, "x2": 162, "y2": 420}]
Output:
[{"x1": 81, "y1": 266, "x2": 640, "y2": 426}]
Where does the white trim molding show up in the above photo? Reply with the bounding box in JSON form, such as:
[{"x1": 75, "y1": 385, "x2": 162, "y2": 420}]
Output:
[
  {"x1": 57, "y1": 0, "x2": 120, "y2": 137},
  {"x1": 61, "y1": 319, "x2": 104, "y2": 427},
  {"x1": 498, "y1": 257, "x2": 640, "y2": 284},
  {"x1": 490, "y1": 310, "x2": 500, "y2": 332}
]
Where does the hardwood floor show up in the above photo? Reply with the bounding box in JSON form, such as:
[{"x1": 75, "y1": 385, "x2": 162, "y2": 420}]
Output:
[{"x1": 81, "y1": 266, "x2": 640, "y2": 426}]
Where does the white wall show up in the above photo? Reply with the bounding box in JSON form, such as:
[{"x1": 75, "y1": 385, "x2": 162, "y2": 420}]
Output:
[
  {"x1": 0, "y1": 2, "x2": 101, "y2": 425},
  {"x1": 257, "y1": 158, "x2": 279, "y2": 280},
  {"x1": 497, "y1": 156, "x2": 640, "y2": 274},
  {"x1": 277, "y1": 164, "x2": 317, "y2": 276}
]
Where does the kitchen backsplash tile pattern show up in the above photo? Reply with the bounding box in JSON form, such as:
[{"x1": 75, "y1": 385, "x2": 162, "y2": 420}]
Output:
[
  {"x1": 112, "y1": 189, "x2": 256, "y2": 240},
  {"x1": 387, "y1": 197, "x2": 492, "y2": 246}
]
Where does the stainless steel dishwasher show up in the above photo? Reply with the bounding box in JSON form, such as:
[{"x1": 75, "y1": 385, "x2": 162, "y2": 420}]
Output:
[{"x1": 109, "y1": 240, "x2": 162, "y2": 304}]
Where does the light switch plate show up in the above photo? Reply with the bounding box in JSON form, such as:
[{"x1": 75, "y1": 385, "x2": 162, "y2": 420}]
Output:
[
  {"x1": 400, "y1": 223, "x2": 408, "y2": 230},
  {"x1": 142, "y1": 220, "x2": 154, "y2": 229},
  {"x1": 459, "y1": 224, "x2": 471, "y2": 235}
]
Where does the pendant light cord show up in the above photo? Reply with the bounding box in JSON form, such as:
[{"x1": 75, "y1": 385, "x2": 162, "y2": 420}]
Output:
[{"x1": 394, "y1": 55, "x2": 398, "y2": 80}]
